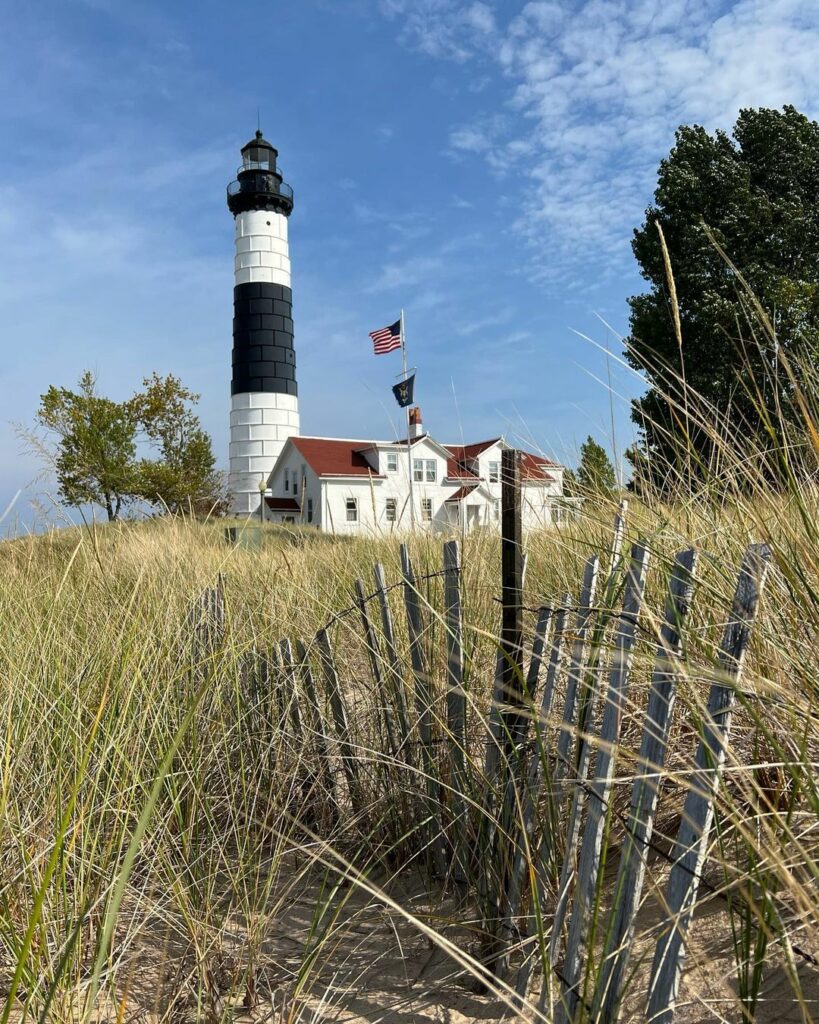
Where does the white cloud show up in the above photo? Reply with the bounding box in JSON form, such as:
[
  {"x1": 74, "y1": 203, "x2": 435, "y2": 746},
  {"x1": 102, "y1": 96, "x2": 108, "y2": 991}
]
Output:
[
  {"x1": 363, "y1": 255, "x2": 445, "y2": 293},
  {"x1": 380, "y1": 0, "x2": 499, "y2": 61},
  {"x1": 385, "y1": 0, "x2": 819, "y2": 283}
]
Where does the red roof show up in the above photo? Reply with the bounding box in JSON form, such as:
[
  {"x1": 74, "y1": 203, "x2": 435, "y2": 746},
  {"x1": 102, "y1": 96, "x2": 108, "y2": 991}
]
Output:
[
  {"x1": 446, "y1": 458, "x2": 480, "y2": 480},
  {"x1": 444, "y1": 438, "x2": 501, "y2": 463},
  {"x1": 265, "y1": 497, "x2": 300, "y2": 511},
  {"x1": 445, "y1": 484, "x2": 479, "y2": 502},
  {"x1": 290, "y1": 437, "x2": 384, "y2": 478},
  {"x1": 521, "y1": 452, "x2": 555, "y2": 482}
]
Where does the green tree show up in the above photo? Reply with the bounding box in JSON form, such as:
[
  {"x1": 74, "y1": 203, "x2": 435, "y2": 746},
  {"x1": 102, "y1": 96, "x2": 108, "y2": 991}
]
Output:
[
  {"x1": 626, "y1": 105, "x2": 819, "y2": 490},
  {"x1": 131, "y1": 373, "x2": 227, "y2": 516},
  {"x1": 37, "y1": 371, "x2": 138, "y2": 521},
  {"x1": 35, "y1": 371, "x2": 226, "y2": 520},
  {"x1": 576, "y1": 436, "x2": 616, "y2": 494}
]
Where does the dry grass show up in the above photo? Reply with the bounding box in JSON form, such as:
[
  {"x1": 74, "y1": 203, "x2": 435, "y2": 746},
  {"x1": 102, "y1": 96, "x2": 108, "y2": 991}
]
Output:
[
  {"x1": 0, "y1": 485, "x2": 817, "y2": 1023},
  {"x1": 4, "y1": 254, "x2": 819, "y2": 1021}
]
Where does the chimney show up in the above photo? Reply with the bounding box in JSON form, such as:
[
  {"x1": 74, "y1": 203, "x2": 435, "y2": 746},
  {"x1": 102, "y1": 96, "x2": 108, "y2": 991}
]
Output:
[{"x1": 408, "y1": 406, "x2": 423, "y2": 440}]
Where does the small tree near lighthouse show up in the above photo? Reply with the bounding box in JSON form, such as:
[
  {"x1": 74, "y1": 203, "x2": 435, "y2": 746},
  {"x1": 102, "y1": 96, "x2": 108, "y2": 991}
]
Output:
[{"x1": 33, "y1": 371, "x2": 225, "y2": 520}]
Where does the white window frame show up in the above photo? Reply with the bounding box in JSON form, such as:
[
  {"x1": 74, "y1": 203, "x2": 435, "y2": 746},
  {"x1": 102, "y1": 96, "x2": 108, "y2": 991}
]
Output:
[
  {"x1": 421, "y1": 498, "x2": 433, "y2": 521},
  {"x1": 425, "y1": 459, "x2": 436, "y2": 483},
  {"x1": 345, "y1": 497, "x2": 358, "y2": 522},
  {"x1": 488, "y1": 461, "x2": 500, "y2": 484},
  {"x1": 493, "y1": 499, "x2": 500, "y2": 520},
  {"x1": 385, "y1": 497, "x2": 397, "y2": 522},
  {"x1": 386, "y1": 452, "x2": 398, "y2": 473},
  {"x1": 413, "y1": 459, "x2": 424, "y2": 482}
]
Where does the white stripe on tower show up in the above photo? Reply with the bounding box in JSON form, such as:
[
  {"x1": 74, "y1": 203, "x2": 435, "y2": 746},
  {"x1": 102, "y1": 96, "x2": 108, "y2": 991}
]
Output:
[{"x1": 227, "y1": 131, "x2": 299, "y2": 516}]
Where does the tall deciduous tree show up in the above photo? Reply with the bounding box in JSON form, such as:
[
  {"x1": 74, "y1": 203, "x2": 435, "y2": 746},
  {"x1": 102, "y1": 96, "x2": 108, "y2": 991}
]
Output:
[
  {"x1": 131, "y1": 373, "x2": 226, "y2": 516},
  {"x1": 626, "y1": 105, "x2": 819, "y2": 490},
  {"x1": 37, "y1": 372, "x2": 138, "y2": 521}
]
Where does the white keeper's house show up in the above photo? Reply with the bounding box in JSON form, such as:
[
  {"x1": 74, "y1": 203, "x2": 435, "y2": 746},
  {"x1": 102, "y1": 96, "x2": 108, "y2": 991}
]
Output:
[{"x1": 262, "y1": 408, "x2": 567, "y2": 535}]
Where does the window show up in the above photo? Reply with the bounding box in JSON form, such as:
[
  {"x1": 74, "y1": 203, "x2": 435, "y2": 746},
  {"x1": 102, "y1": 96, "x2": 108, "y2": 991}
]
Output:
[
  {"x1": 421, "y1": 498, "x2": 432, "y2": 521},
  {"x1": 488, "y1": 461, "x2": 500, "y2": 483},
  {"x1": 414, "y1": 459, "x2": 436, "y2": 482},
  {"x1": 385, "y1": 498, "x2": 397, "y2": 522},
  {"x1": 493, "y1": 499, "x2": 500, "y2": 521},
  {"x1": 386, "y1": 452, "x2": 398, "y2": 473},
  {"x1": 307, "y1": 499, "x2": 313, "y2": 524},
  {"x1": 346, "y1": 498, "x2": 358, "y2": 522},
  {"x1": 293, "y1": 476, "x2": 298, "y2": 496},
  {"x1": 284, "y1": 469, "x2": 290, "y2": 492}
]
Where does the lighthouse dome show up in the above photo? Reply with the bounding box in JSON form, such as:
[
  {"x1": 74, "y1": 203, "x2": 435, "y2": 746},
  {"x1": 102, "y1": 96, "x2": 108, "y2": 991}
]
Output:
[
  {"x1": 227, "y1": 129, "x2": 293, "y2": 217},
  {"x1": 241, "y1": 130, "x2": 278, "y2": 171}
]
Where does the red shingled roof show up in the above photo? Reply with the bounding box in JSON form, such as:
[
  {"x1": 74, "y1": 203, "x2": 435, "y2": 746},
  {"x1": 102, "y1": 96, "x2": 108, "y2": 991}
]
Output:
[
  {"x1": 446, "y1": 458, "x2": 479, "y2": 480},
  {"x1": 445, "y1": 484, "x2": 479, "y2": 502},
  {"x1": 265, "y1": 497, "x2": 300, "y2": 511},
  {"x1": 444, "y1": 438, "x2": 501, "y2": 463},
  {"x1": 521, "y1": 452, "x2": 555, "y2": 482},
  {"x1": 290, "y1": 437, "x2": 384, "y2": 477},
  {"x1": 443, "y1": 439, "x2": 557, "y2": 481}
]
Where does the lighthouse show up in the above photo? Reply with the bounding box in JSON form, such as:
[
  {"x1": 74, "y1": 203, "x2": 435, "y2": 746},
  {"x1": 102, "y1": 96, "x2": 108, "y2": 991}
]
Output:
[{"x1": 226, "y1": 131, "x2": 298, "y2": 516}]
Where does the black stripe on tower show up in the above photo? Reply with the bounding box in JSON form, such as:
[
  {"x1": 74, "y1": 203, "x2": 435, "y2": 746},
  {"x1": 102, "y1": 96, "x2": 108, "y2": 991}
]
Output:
[{"x1": 231, "y1": 283, "x2": 297, "y2": 396}]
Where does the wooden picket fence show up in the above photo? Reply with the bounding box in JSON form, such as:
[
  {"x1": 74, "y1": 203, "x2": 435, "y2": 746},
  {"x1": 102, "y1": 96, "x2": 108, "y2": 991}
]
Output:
[{"x1": 193, "y1": 451, "x2": 774, "y2": 1022}]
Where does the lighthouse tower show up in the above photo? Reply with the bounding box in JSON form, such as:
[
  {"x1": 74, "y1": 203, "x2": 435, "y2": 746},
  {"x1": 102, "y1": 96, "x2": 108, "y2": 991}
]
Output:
[{"x1": 226, "y1": 131, "x2": 298, "y2": 516}]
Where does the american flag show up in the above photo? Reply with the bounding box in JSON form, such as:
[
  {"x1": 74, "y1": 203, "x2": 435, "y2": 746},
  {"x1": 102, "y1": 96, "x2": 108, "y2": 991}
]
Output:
[{"x1": 369, "y1": 319, "x2": 402, "y2": 355}]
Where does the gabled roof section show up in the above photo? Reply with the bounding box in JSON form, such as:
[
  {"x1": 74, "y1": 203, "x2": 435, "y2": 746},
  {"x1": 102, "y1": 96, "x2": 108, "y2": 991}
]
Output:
[
  {"x1": 390, "y1": 434, "x2": 458, "y2": 461},
  {"x1": 289, "y1": 437, "x2": 385, "y2": 478},
  {"x1": 445, "y1": 484, "x2": 480, "y2": 502},
  {"x1": 445, "y1": 459, "x2": 479, "y2": 480},
  {"x1": 521, "y1": 452, "x2": 556, "y2": 482},
  {"x1": 443, "y1": 438, "x2": 502, "y2": 462}
]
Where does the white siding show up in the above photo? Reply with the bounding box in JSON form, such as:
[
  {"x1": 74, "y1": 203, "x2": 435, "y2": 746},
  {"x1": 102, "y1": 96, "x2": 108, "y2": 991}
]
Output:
[{"x1": 262, "y1": 436, "x2": 568, "y2": 534}]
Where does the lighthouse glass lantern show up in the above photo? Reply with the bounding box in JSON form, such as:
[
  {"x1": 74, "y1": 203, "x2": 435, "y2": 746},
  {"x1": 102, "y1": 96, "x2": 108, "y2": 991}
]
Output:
[{"x1": 226, "y1": 131, "x2": 299, "y2": 516}]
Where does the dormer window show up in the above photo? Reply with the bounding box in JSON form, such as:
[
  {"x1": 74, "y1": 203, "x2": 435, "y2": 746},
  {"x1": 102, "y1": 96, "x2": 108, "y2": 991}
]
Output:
[
  {"x1": 386, "y1": 452, "x2": 398, "y2": 473},
  {"x1": 488, "y1": 461, "x2": 500, "y2": 484}
]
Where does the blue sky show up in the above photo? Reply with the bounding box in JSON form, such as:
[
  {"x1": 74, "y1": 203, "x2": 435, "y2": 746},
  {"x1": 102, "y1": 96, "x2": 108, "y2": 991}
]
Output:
[{"x1": 2, "y1": 0, "x2": 818, "y2": 527}]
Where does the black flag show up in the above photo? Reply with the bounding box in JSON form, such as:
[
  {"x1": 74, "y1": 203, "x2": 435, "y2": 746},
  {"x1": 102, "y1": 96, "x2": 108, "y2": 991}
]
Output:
[{"x1": 392, "y1": 373, "x2": 415, "y2": 408}]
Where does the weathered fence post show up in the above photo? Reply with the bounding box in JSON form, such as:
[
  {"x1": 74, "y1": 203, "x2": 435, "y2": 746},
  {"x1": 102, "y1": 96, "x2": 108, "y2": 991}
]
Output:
[
  {"x1": 443, "y1": 539, "x2": 468, "y2": 882},
  {"x1": 502, "y1": 603, "x2": 553, "y2": 934},
  {"x1": 400, "y1": 544, "x2": 448, "y2": 877},
  {"x1": 355, "y1": 577, "x2": 399, "y2": 761},
  {"x1": 316, "y1": 626, "x2": 363, "y2": 818},
  {"x1": 279, "y1": 638, "x2": 305, "y2": 740},
  {"x1": 294, "y1": 638, "x2": 337, "y2": 813},
  {"x1": 513, "y1": 560, "x2": 599, "y2": 1004},
  {"x1": 484, "y1": 449, "x2": 527, "y2": 977},
  {"x1": 646, "y1": 543, "x2": 771, "y2": 1023},
  {"x1": 553, "y1": 556, "x2": 601, "y2": 793},
  {"x1": 373, "y1": 562, "x2": 413, "y2": 765},
  {"x1": 509, "y1": 600, "x2": 564, "y2": 928},
  {"x1": 593, "y1": 548, "x2": 698, "y2": 1023},
  {"x1": 556, "y1": 541, "x2": 651, "y2": 1024}
]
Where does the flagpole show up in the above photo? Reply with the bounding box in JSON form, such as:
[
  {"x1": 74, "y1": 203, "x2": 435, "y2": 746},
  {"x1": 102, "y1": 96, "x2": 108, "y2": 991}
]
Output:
[{"x1": 401, "y1": 308, "x2": 415, "y2": 532}]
